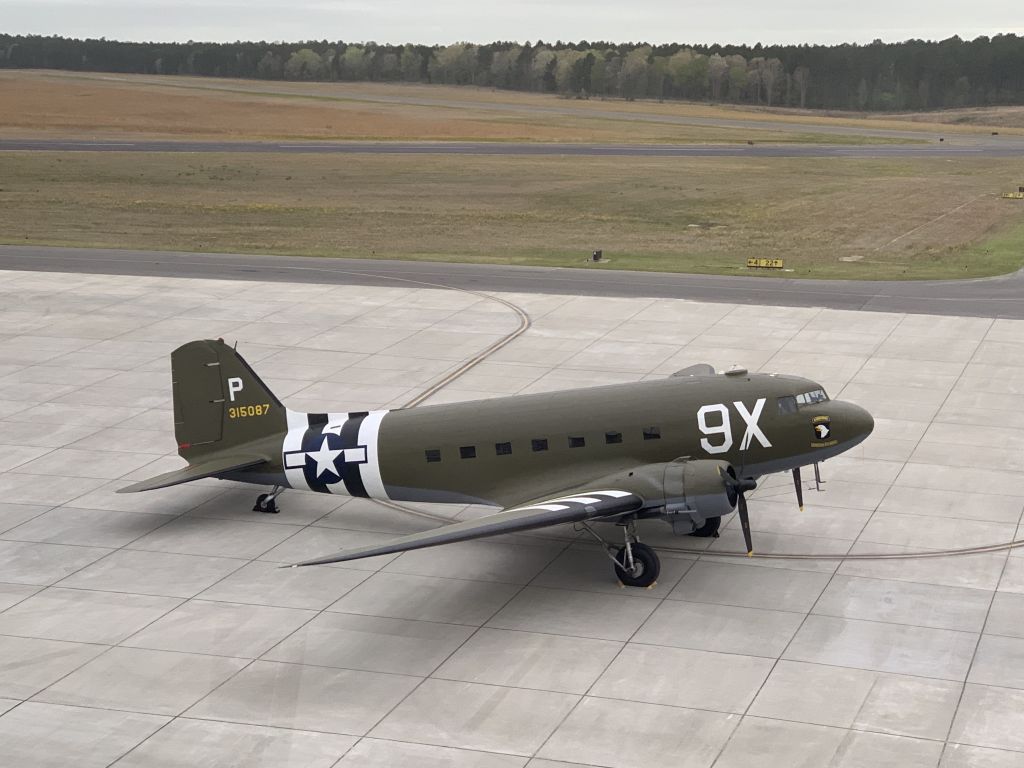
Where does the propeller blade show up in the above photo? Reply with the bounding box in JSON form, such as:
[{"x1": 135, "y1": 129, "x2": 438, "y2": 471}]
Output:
[
  {"x1": 738, "y1": 494, "x2": 754, "y2": 556},
  {"x1": 793, "y1": 467, "x2": 804, "y2": 511}
]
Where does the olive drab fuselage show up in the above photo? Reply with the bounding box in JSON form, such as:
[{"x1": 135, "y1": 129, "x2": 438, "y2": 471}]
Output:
[{"x1": 239, "y1": 371, "x2": 873, "y2": 510}]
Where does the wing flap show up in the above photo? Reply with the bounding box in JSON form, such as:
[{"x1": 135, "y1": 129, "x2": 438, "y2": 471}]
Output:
[
  {"x1": 289, "y1": 489, "x2": 643, "y2": 567},
  {"x1": 117, "y1": 455, "x2": 268, "y2": 493}
]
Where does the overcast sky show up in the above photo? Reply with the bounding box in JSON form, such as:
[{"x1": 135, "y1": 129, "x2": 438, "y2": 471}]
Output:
[{"x1": 4, "y1": 1, "x2": 1021, "y2": 46}]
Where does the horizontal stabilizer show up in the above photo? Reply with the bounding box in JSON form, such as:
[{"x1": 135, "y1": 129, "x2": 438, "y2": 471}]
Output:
[
  {"x1": 117, "y1": 455, "x2": 268, "y2": 493},
  {"x1": 289, "y1": 489, "x2": 643, "y2": 567}
]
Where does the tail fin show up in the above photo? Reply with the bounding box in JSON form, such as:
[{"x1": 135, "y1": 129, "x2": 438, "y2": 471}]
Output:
[
  {"x1": 118, "y1": 339, "x2": 285, "y2": 493},
  {"x1": 172, "y1": 338, "x2": 286, "y2": 464}
]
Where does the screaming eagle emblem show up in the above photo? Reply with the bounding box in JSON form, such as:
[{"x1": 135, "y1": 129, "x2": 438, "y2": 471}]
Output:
[{"x1": 811, "y1": 415, "x2": 836, "y2": 447}]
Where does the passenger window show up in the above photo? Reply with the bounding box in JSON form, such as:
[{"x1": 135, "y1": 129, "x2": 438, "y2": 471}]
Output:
[
  {"x1": 425, "y1": 449, "x2": 441, "y2": 463},
  {"x1": 495, "y1": 441, "x2": 512, "y2": 456},
  {"x1": 568, "y1": 436, "x2": 585, "y2": 448},
  {"x1": 777, "y1": 395, "x2": 798, "y2": 414},
  {"x1": 531, "y1": 438, "x2": 548, "y2": 452},
  {"x1": 643, "y1": 426, "x2": 661, "y2": 440},
  {"x1": 605, "y1": 431, "x2": 622, "y2": 444},
  {"x1": 460, "y1": 446, "x2": 476, "y2": 459}
]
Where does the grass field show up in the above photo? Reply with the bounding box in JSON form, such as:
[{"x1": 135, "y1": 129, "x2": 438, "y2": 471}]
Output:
[
  {"x1": 2, "y1": 151, "x2": 1022, "y2": 279},
  {"x1": 1, "y1": 70, "x2": 1022, "y2": 280}
]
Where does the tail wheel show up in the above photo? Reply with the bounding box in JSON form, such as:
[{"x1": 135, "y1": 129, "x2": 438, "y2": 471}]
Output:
[
  {"x1": 614, "y1": 543, "x2": 660, "y2": 588},
  {"x1": 252, "y1": 493, "x2": 279, "y2": 514}
]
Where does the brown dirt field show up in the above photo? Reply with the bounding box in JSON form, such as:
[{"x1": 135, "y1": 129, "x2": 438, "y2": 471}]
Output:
[
  {"x1": 9, "y1": 70, "x2": 1019, "y2": 139},
  {"x1": 331, "y1": 80, "x2": 1024, "y2": 136},
  {"x1": 0, "y1": 71, "x2": 861, "y2": 144}
]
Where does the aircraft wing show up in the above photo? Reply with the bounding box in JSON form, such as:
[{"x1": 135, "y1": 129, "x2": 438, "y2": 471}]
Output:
[
  {"x1": 289, "y1": 489, "x2": 644, "y2": 567},
  {"x1": 117, "y1": 454, "x2": 269, "y2": 493}
]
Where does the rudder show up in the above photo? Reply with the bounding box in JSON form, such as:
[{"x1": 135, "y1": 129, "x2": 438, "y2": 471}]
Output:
[{"x1": 172, "y1": 339, "x2": 286, "y2": 463}]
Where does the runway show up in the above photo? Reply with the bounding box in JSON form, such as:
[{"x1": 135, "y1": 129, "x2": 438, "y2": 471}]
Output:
[
  {"x1": 2, "y1": 244, "x2": 1022, "y2": 318},
  {"x1": 2, "y1": 138, "x2": 1023, "y2": 158}
]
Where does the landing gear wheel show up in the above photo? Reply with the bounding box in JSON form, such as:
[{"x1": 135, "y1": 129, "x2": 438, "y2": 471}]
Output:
[
  {"x1": 689, "y1": 516, "x2": 721, "y2": 538},
  {"x1": 253, "y1": 493, "x2": 279, "y2": 514},
  {"x1": 615, "y1": 543, "x2": 660, "y2": 588}
]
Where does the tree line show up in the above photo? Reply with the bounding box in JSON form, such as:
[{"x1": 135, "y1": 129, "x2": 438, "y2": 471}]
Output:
[{"x1": 3, "y1": 33, "x2": 1023, "y2": 111}]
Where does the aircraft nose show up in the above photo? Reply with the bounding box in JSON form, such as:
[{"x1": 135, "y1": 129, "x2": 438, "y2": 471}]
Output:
[
  {"x1": 842, "y1": 401, "x2": 874, "y2": 439},
  {"x1": 854, "y1": 403, "x2": 874, "y2": 437}
]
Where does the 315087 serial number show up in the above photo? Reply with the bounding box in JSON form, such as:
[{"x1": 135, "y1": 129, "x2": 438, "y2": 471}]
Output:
[{"x1": 228, "y1": 404, "x2": 271, "y2": 419}]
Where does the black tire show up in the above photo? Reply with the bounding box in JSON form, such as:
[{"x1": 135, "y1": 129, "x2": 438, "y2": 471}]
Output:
[
  {"x1": 253, "y1": 494, "x2": 280, "y2": 514},
  {"x1": 614, "y1": 543, "x2": 660, "y2": 588},
  {"x1": 689, "y1": 516, "x2": 721, "y2": 538}
]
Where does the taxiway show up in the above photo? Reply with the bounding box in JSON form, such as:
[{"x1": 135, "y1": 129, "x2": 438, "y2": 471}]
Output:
[{"x1": 3, "y1": 137, "x2": 1023, "y2": 158}]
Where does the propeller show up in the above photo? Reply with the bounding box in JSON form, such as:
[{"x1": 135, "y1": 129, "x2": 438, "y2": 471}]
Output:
[
  {"x1": 793, "y1": 466, "x2": 804, "y2": 511},
  {"x1": 723, "y1": 469, "x2": 758, "y2": 556}
]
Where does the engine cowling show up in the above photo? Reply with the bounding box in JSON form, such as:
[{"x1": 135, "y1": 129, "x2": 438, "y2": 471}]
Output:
[
  {"x1": 588, "y1": 458, "x2": 743, "y2": 535},
  {"x1": 662, "y1": 458, "x2": 739, "y2": 534}
]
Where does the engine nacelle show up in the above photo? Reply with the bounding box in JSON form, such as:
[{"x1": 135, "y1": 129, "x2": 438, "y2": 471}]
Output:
[
  {"x1": 661, "y1": 458, "x2": 739, "y2": 534},
  {"x1": 589, "y1": 458, "x2": 742, "y2": 535}
]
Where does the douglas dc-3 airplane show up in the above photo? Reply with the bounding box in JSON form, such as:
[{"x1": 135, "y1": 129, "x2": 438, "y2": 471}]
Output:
[{"x1": 122, "y1": 339, "x2": 874, "y2": 587}]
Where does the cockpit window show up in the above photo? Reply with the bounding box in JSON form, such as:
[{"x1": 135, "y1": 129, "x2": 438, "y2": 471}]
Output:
[
  {"x1": 779, "y1": 389, "x2": 828, "y2": 413},
  {"x1": 795, "y1": 388, "x2": 829, "y2": 405}
]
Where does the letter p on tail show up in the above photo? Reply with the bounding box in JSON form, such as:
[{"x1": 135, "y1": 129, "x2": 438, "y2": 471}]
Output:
[{"x1": 172, "y1": 339, "x2": 285, "y2": 458}]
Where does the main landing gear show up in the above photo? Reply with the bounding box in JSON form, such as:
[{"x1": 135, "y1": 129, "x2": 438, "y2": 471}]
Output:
[
  {"x1": 253, "y1": 486, "x2": 285, "y2": 514},
  {"x1": 581, "y1": 518, "x2": 661, "y2": 588},
  {"x1": 689, "y1": 516, "x2": 721, "y2": 538}
]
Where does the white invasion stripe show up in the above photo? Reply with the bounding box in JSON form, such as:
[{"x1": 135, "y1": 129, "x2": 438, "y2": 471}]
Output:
[
  {"x1": 548, "y1": 490, "x2": 632, "y2": 503},
  {"x1": 283, "y1": 409, "x2": 310, "y2": 491},
  {"x1": 357, "y1": 410, "x2": 389, "y2": 500},
  {"x1": 321, "y1": 413, "x2": 347, "y2": 436},
  {"x1": 515, "y1": 503, "x2": 570, "y2": 513},
  {"x1": 286, "y1": 408, "x2": 307, "y2": 431}
]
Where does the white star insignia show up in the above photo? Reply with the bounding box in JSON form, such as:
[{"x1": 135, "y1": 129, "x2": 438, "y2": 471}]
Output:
[{"x1": 306, "y1": 436, "x2": 343, "y2": 479}]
